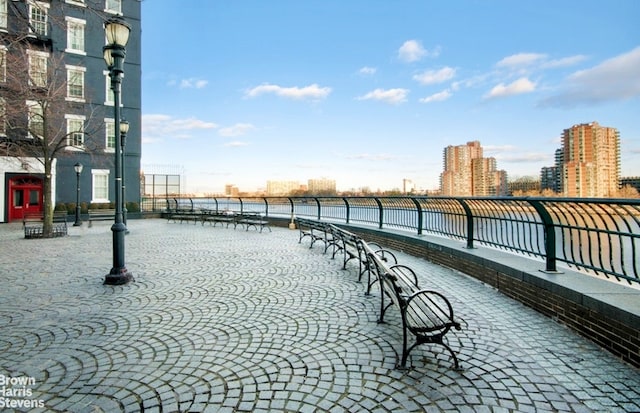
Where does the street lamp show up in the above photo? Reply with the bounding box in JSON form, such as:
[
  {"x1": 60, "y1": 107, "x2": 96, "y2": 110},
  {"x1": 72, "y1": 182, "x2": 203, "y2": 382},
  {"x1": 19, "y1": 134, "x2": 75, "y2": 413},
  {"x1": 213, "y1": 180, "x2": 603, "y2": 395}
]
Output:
[
  {"x1": 120, "y1": 119, "x2": 129, "y2": 230},
  {"x1": 73, "y1": 162, "x2": 83, "y2": 226},
  {"x1": 103, "y1": 16, "x2": 133, "y2": 285}
]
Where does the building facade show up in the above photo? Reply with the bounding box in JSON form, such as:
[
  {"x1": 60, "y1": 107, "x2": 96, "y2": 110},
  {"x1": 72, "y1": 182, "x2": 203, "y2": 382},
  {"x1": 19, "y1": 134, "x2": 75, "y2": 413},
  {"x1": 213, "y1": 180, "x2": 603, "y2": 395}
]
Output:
[
  {"x1": 307, "y1": 178, "x2": 336, "y2": 194},
  {"x1": 440, "y1": 141, "x2": 507, "y2": 196},
  {"x1": 561, "y1": 122, "x2": 620, "y2": 198},
  {"x1": 266, "y1": 180, "x2": 302, "y2": 196},
  {"x1": 0, "y1": 0, "x2": 141, "y2": 223}
]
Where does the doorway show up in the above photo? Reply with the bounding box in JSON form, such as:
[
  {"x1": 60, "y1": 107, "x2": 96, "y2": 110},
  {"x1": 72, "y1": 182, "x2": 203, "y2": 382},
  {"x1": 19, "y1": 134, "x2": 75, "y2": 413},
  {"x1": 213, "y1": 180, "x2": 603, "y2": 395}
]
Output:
[{"x1": 8, "y1": 176, "x2": 43, "y2": 222}]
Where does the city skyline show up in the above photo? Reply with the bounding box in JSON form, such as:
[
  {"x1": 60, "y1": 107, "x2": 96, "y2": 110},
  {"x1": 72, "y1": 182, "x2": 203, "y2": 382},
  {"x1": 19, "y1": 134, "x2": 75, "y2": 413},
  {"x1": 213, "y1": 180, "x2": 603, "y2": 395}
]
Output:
[{"x1": 140, "y1": 1, "x2": 640, "y2": 194}]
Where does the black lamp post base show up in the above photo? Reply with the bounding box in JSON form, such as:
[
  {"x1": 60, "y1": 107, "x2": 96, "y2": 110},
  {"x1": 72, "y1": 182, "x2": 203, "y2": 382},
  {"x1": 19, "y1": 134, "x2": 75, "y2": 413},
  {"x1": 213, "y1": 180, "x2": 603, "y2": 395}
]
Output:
[
  {"x1": 104, "y1": 269, "x2": 133, "y2": 285},
  {"x1": 73, "y1": 221, "x2": 83, "y2": 227}
]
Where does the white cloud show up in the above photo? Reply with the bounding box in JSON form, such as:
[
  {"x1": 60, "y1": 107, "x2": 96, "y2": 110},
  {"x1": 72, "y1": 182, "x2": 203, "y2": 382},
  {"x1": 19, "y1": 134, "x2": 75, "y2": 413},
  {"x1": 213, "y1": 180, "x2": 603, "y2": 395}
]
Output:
[
  {"x1": 218, "y1": 123, "x2": 256, "y2": 137},
  {"x1": 419, "y1": 89, "x2": 452, "y2": 103},
  {"x1": 346, "y1": 153, "x2": 398, "y2": 161},
  {"x1": 542, "y1": 55, "x2": 588, "y2": 69},
  {"x1": 223, "y1": 141, "x2": 249, "y2": 147},
  {"x1": 245, "y1": 83, "x2": 331, "y2": 100},
  {"x1": 142, "y1": 114, "x2": 218, "y2": 142},
  {"x1": 484, "y1": 77, "x2": 536, "y2": 99},
  {"x1": 496, "y1": 53, "x2": 547, "y2": 68},
  {"x1": 413, "y1": 67, "x2": 456, "y2": 85},
  {"x1": 359, "y1": 66, "x2": 377, "y2": 75},
  {"x1": 357, "y1": 88, "x2": 409, "y2": 105},
  {"x1": 539, "y1": 46, "x2": 640, "y2": 107},
  {"x1": 167, "y1": 77, "x2": 209, "y2": 89},
  {"x1": 398, "y1": 40, "x2": 440, "y2": 63}
]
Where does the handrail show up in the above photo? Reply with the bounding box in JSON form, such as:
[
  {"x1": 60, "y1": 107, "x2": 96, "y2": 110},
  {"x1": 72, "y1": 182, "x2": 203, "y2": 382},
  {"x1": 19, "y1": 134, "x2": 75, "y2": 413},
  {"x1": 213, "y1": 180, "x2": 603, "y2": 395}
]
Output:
[{"x1": 143, "y1": 195, "x2": 640, "y2": 285}]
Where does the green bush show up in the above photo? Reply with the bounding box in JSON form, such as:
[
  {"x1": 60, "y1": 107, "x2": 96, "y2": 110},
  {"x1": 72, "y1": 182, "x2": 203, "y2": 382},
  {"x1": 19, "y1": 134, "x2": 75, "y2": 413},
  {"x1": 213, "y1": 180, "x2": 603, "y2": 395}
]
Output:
[{"x1": 126, "y1": 202, "x2": 140, "y2": 212}]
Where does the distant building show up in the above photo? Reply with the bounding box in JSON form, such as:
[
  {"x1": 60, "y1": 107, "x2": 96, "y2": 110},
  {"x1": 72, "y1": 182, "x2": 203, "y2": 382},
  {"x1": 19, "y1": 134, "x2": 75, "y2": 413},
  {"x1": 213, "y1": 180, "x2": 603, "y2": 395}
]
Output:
[
  {"x1": 440, "y1": 141, "x2": 507, "y2": 196},
  {"x1": 540, "y1": 148, "x2": 565, "y2": 194},
  {"x1": 402, "y1": 179, "x2": 415, "y2": 194},
  {"x1": 561, "y1": 122, "x2": 620, "y2": 197},
  {"x1": 224, "y1": 184, "x2": 239, "y2": 197},
  {"x1": 509, "y1": 176, "x2": 541, "y2": 195},
  {"x1": 620, "y1": 177, "x2": 640, "y2": 192},
  {"x1": 307, "y1": 178, "x2": 336, "y2": 194},
  {"x1": 266, "y1": 180, "x2": 301, "y2": 196},
  {"x1": 540, "y1": 167, "x2": 559, "y2": 193}
]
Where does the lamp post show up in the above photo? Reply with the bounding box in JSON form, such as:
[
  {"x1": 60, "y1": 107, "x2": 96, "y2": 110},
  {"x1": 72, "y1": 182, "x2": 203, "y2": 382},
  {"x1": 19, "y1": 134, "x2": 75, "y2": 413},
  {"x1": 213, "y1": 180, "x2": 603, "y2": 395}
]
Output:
[
  {"x1": 103, "y1": 16, "x2": 133, "y2": 285},
  {"x1": 73, "y1": 162, "x2": 83, "y2": 226},
  {"x1": 120, "y1": 119, "x2": 129, "y2": 230}
]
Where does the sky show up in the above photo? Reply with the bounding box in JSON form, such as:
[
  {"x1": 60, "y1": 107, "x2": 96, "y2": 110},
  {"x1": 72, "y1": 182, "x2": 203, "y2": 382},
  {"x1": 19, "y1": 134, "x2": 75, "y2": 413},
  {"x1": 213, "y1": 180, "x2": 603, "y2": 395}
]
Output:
[{"x1": 140, "y1": 0, "x2": 640, "y2": 194}]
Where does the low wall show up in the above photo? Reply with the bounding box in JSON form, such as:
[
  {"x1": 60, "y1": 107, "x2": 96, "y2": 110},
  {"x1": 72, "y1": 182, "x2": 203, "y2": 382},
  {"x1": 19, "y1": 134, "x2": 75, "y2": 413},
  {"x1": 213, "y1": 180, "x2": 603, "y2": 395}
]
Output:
[{"x1": 333, "y1": 224, "x2": 640, "y2": 369}]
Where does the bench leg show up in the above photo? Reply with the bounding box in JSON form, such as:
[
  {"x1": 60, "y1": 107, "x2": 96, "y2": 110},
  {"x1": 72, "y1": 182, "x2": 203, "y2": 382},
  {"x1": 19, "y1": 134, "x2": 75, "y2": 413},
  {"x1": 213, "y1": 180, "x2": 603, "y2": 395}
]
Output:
[{"x1": 403, "y1": 335, "x2": 461, "y2": 370}]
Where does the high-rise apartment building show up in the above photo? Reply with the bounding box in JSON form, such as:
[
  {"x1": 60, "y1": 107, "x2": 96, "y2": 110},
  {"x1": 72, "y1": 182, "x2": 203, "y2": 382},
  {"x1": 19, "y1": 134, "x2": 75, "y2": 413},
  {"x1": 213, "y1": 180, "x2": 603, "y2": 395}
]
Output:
[
  {"x1": 308, "y1": 178, "x2": 336, "y2": 194},
  {"x1": 266, "y1": 180, "x2": 302, "y2": 196},
  {"x1": 561, "y1": 122, "x2": 620, "y2": 198},
  {"x1": 0, "y1": 0, "x2": 141, "y2": 223},
  {"x1": 440, "y1": 141, "x2": 507, "y2": 196}
]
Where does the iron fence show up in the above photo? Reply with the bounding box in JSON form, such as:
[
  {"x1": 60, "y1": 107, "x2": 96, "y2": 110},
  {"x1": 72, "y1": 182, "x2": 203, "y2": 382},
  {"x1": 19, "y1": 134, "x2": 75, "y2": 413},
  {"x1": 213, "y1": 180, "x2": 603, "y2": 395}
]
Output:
[{"x1": 144, "y1": 196, "x2": 640, "y2": 285}]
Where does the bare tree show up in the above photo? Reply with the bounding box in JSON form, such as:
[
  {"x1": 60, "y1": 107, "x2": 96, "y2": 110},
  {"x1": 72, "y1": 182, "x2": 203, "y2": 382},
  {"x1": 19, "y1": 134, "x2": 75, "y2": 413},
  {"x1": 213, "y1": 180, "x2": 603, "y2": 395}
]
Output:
[{"x1": 1, "y1": 20, "x2": 103, "y2": 236}]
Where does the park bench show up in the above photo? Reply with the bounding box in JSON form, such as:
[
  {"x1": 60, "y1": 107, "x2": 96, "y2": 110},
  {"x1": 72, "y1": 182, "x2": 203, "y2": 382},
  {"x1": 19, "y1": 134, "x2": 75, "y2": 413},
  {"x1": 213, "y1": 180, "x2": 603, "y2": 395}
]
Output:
[
  {"x1": 235, "y1": 212, "x2": 271, "y2": 232},
  {"x1": 166, "y1": 207, "x2": 200, "y2": 224},
  {"x1": 364, "y1": 241, "x2": 462, "y2": 369},
  {"x1": 201, "y1": 209, "x2": 236, "y2": 228},
  {"x1": 327, "y1": 224, "x2": 394, "y2": 293},
  {"x1": 88, "y1": 209, "x2": 116, "y2": 227},
  {"x1": 295, "y1": 217, "x2": 332, "y2": 250},
  {"x1": 23, "y1": 211, "x2": 68, "y2": 238}
]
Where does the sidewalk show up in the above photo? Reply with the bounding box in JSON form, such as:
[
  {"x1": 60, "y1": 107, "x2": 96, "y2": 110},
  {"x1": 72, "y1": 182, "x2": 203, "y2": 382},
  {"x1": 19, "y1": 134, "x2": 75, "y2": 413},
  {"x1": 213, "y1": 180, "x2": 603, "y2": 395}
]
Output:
[{"x1": 0, "y1": 219, "x2": 638, "y2": 412}]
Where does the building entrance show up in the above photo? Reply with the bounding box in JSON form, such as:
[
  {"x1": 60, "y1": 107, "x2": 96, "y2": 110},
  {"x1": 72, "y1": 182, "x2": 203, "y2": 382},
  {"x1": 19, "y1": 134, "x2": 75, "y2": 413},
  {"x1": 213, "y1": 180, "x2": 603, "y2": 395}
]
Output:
[{"x1": 8, "y1": 176, "x2": 43, "y2": 222}]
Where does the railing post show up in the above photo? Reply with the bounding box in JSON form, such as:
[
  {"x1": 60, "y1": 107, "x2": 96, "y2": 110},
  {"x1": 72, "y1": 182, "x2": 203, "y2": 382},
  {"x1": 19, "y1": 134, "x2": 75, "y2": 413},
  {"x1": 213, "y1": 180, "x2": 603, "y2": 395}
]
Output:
[
  {"x1": 263, "y1": 197, "x2": 268, "y2": 217},
  {"x1": 411, "y1": 197, "x2": 423, "y2": 235},
  {"x1": 189, "y1": 198, "x2": 194, "y2": 211},
  {"x1": 343, "y1": 197, "x2": 350, "y2": 224},
  {"x1": 239, "y1": 197, "x2": 244, "y2": 214},
  {"x1": 374, "y1": 197, "x2": 383, "y2": 229},
  {"x1": 458, "y1": 199, "x2": 474, "y2": 249},
  {"x1": 315, "y1": 197, "x2": 321, "y2": 220},
  {"x1": 288, "y1": 197, "x2": 295, "y2": 228},
  {"x1": 528, "y1": 199, "x2": 559, "y2": 273}
]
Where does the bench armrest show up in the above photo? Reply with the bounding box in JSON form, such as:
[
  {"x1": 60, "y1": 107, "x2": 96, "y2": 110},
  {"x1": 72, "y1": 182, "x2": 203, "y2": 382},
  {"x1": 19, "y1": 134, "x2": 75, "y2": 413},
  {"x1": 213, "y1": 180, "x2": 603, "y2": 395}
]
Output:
[{"x1": 405, "y1": 289, "x2": 459, "y2": 334}]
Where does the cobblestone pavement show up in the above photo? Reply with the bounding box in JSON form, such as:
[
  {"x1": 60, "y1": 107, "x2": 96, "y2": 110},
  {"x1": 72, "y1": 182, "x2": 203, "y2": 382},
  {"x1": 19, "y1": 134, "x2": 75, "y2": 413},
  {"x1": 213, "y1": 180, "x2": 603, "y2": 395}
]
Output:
[{"x1": 0, "y1": 219, "x2": 639, "y2": 413}]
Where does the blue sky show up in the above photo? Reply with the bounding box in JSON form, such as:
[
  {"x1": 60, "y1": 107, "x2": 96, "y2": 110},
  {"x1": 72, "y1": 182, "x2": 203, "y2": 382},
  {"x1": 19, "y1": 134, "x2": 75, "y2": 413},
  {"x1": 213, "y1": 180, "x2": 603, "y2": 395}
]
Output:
[{"x1": 140, "y1": 0, "x2": 640, "y2": 194}]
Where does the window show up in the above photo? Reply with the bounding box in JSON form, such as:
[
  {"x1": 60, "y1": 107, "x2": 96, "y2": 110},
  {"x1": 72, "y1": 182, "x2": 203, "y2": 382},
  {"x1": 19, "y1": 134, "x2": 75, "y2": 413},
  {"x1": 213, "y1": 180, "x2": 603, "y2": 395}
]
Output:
[
  {"x1": 27, "y1": 101, "x2": 44, "y2": 138},
  {"x1": 66, "y1": 65, "x2": 85, "y2": 100},
  {"x1": 105, "y1": 0, "x2": 121, "y2": 14},
  {"x1": 104, "y1": 71, "x2": 114, "y2": 105},
  {"x1": 0, "y1": 47, "x2": 6, "y2": 82},
  {"x1": 66, "y1": 114, "x2": 85, "y2": 148},
  {"x1": 29, "y1": 1, "x2": 49, "y2": 36},
  {"x1": 92, "y1": 170, "x2": 110, "y2": 202},
  {"x1": 0, "y1": 97, "x2": 5, "y2": 136},
  {"x1": 0, "y1": 0, "x2": 7, "y2": 29},
  {"x1": 105, "y1": 118, "x2": 116, "y2": 150},
  {"x1": 28, "y1": 50, "x2": 48, "y2": 87},
  {"x1": 65, "y1": 17, "x2": 86, "y2": 54},
  {"x1": 65, "y1": 0, "x2": 85, "y2": 6}
]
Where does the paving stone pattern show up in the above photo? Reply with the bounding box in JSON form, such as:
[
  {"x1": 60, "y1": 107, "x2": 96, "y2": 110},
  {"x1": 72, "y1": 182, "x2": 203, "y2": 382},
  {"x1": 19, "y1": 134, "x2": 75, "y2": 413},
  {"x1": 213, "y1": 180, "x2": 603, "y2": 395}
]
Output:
[{"x1": 0, "y1": 219, "x2": 638, "y2": 413}]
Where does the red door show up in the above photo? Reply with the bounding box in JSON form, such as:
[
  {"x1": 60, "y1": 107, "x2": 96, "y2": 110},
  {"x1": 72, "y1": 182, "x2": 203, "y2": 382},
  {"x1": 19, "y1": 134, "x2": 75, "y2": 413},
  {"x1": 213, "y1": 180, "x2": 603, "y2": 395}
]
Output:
[{"x1": 8, "y1": 176, "x2": 43, "y2": 222}]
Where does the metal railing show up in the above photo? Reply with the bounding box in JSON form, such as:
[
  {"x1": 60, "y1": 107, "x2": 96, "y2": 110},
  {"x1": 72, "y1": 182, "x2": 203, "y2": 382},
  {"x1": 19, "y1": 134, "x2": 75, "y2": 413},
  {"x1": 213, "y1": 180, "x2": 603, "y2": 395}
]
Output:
[{"x1": 144, "y1": 196, "x2": 640, "y2": 285}]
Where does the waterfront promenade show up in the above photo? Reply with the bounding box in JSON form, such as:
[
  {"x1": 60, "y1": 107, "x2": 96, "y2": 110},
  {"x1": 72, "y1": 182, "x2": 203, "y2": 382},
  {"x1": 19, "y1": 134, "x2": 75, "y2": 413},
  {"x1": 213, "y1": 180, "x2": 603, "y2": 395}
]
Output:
[{"x1": 0, "y1": 219, "x2": 639, "y2": 412}]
